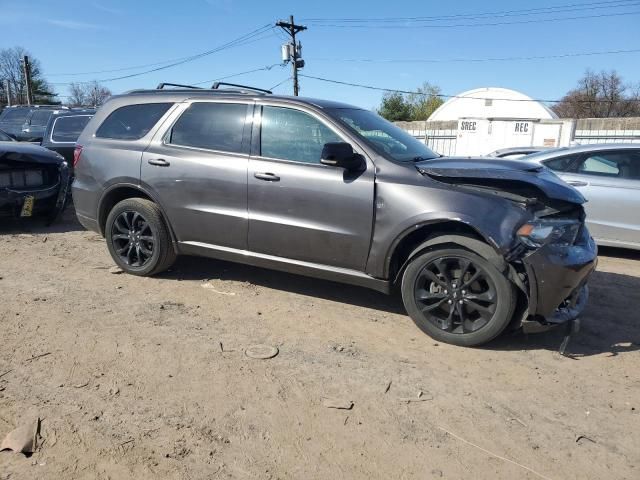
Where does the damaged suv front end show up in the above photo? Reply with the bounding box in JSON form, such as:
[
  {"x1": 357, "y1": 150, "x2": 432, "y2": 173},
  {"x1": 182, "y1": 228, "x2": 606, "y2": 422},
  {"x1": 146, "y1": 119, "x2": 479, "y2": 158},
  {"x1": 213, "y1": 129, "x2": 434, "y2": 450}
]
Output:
[
  {"x1": 417, "y1": 158, "x2": 597, "y2": 333},
  {"x1": 0, "y1": 142, "x2": 70, "y2": 223}
]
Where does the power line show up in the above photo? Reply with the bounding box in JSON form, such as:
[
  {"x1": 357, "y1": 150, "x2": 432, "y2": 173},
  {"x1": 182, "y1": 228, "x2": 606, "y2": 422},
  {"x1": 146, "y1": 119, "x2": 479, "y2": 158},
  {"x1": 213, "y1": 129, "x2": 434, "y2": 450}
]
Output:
[
  {"x1": 299, "y1": 73, "x2": 640, "y2": 104},
  {"x1": 49, "y1": 24, "x2": 274, "y2": 84},
  {"x1": 49, "y1": 24, "x2": 272, "y2": 77},
  {"x1": 304, "y1": 0, "x2": 638, "y2": 22},
  {"x1": 306, "y1": 10, "x2": 640, "y2": 29},
  {"x1": 269, "y1": 77, "x2": 292, "y2": 91},
  {"x1": 311, "y1": 47, "x2": 640, "y2": 64},
  {"x1": 192, "y1": 63, "x2": 286, "y2": 86}
]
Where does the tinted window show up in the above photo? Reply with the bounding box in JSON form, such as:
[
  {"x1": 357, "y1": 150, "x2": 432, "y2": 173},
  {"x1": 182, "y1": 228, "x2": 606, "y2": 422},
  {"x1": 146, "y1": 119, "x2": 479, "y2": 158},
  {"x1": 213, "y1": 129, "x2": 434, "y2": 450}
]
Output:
[
  {"x1": 51, "y1": 115, "x2": 92, "y2": 143},
  {"x1": 169, "y1": 102, "x2": 247, "y2": 153},
  {"x1": 0, "y1": 109, "x2": 30, "y2": 124},
  {"x1": 261, "y1": 106, "x2": 342, "y2": 163},
  {"x1": 577, "y1": 151, "x2": 640, "y2": 180},
  {"x1": 0, "y1": 130, "x2": 13, "y2": 141},
  {"x1": 543, "y1": 155, "x2": 579, "y2": 172},
  {"x1": 96, "y1": 103, "x2": 172, "y2": 140},
  {"x1": 30, "y1": 110, "x2": 53, "y2": 126}
]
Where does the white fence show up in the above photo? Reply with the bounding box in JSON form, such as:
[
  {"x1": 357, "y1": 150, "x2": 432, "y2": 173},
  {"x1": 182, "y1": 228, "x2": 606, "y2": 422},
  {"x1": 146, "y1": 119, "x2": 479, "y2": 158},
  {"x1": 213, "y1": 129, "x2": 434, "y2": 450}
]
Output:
[
  {"x1": 397, "y1": 117, "x2": 640, "y2": 156},
  {"x1": 573, "y1": 118, "x2": 640, "y2": 145}
]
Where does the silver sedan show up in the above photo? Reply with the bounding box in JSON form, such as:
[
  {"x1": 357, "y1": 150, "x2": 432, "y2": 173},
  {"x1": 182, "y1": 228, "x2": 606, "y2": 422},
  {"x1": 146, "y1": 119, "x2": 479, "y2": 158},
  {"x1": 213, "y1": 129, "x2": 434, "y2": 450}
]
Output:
[{"x1": 523, "y1": 143, "x2": 640, "y2": 250}]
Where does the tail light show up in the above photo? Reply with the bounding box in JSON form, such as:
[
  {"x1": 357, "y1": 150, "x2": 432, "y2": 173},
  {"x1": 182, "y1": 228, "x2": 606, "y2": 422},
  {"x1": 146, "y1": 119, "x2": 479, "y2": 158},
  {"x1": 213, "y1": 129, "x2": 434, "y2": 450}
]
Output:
[{"x1": 73, "y1": 145, "x2": 83, "y2": 168}]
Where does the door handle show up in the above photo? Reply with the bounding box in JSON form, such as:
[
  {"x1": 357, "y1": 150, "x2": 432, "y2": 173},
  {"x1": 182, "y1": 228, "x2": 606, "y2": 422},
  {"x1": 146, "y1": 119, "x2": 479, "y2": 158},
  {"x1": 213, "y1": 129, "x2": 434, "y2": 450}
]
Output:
[
  {"x1": 254, "y1": 172, "x2": 280, "y2": 181},
  {"x1": 148, "y1": 158, "x2": 170, "y2": 167},
  {"x1": 566, "y1": 180, "x2": 588, "y2": 187}
]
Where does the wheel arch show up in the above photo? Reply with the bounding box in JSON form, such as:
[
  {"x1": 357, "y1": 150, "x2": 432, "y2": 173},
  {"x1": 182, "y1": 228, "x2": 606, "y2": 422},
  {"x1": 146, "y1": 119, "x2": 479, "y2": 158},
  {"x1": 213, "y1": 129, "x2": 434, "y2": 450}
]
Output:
[
  {"x1": 97, "y1": 184, "x2": 177, "y2": 247},
  {"x1": 387, "y1": 221, "x2": 506, "y2": 285}
]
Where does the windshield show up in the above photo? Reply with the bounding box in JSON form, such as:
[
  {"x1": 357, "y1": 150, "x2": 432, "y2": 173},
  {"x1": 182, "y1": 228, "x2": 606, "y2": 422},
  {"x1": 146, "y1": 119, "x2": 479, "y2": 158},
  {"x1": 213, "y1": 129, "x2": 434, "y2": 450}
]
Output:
[
  {"x1": 328, "y1": 108, "x2": 438, "y2": 162},
  {"x1": 0, "y1": 130, "x2": 13, "y2": 141}
]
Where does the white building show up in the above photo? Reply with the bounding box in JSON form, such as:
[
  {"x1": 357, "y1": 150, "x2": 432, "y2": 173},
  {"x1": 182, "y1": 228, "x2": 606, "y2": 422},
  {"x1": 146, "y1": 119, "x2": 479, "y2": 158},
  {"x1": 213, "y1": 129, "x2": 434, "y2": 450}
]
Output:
[{"x1": 423, "y1": 87, "x2": 573, "y2": 156}]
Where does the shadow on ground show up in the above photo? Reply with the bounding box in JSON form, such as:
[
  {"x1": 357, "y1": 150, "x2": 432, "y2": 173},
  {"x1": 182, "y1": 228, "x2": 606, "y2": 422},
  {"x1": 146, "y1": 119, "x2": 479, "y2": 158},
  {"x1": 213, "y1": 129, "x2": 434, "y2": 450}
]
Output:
[
  {"x1": 598, "y1": 245, "x2": 640, "y2": 261},
  {"x1": 0, "y1": 207, "x2": 83, "y2": 235},
  {"x1": 166, "y1": 254, "x2": 640, "y2": 357},
  {"x1": 163, "y1": 255, "x2": 406, "y2": 315},
  {"x1": 488, "y1": 270, "x2": 640, "y2": 357}
]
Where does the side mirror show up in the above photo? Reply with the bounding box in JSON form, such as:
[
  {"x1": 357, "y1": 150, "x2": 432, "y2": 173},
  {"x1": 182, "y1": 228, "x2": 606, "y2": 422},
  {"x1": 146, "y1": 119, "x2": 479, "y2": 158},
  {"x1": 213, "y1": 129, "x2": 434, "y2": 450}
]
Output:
[{"x1": 320, "y1": 142, "x2": 364, "y2": 171}]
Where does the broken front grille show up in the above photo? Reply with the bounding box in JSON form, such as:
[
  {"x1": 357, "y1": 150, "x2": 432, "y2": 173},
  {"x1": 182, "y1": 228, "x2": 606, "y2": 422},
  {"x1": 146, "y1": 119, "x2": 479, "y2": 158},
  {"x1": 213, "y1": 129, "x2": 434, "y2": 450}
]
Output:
[{"x1": 0, "y1": 168, "x2": 46, "y2": 189}]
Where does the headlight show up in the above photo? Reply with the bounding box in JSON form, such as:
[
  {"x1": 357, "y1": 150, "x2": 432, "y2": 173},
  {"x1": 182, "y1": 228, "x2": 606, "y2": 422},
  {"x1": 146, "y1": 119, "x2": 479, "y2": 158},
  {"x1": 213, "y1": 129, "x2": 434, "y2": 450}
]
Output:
[{"x1": 517, "y1": 219, "x2": 581, "y2": 248}]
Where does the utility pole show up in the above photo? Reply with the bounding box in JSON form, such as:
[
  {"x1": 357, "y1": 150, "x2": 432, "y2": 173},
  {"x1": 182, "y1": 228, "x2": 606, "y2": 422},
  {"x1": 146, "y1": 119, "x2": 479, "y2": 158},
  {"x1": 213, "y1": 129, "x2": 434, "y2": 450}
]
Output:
[
  {"x1": 276, "y1": 15, "x2": 306, "y2": 96},
  {"x1": 3, "y1": 79, "x2": 11, "y2": 107},
  {"x1": 22, "y1": 56, "x2": 34, "y2": 105}
]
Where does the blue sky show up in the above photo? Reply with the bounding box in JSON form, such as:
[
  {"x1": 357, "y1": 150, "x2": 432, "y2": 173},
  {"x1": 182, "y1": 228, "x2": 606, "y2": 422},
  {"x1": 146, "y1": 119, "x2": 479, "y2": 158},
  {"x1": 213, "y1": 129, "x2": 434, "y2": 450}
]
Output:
[{"x1": 1, "y1": 0, "x2": 639, "y2": 109}]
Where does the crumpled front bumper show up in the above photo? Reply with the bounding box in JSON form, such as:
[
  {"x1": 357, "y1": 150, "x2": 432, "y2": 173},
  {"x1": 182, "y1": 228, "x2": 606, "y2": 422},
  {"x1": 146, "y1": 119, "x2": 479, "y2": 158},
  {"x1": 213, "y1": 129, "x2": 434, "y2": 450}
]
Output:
[
  {"x1": 0, "y1": 162, "x2": 70, "y2": 223},
  {"x1": 519, "y1": 226, "x2": 597, "y2": 332}
]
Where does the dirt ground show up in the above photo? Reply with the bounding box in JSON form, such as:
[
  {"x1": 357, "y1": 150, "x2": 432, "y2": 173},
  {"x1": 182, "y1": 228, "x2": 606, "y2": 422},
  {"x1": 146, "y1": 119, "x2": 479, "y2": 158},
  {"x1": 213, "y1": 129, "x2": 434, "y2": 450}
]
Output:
[{"x1": 1, "y1": 209, "x2": 639, "y2": 480}]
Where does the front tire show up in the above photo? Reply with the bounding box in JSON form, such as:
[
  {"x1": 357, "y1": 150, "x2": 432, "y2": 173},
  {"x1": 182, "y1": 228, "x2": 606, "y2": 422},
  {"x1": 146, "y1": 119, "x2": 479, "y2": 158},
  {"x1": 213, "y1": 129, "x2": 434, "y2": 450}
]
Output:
[
  {"x1": 401, "y1": 247, "x2": 515, "y2": 346},
  {"x1": 105, "y1": 198, "x2": 176, "y2": 276}
]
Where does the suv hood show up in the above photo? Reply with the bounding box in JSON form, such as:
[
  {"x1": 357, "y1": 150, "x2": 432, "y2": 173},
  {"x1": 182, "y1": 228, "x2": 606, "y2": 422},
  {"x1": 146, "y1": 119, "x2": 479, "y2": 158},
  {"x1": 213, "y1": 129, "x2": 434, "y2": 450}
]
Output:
[{"x1": 416, "y1": 157, "x2": 585, "y2": 205}]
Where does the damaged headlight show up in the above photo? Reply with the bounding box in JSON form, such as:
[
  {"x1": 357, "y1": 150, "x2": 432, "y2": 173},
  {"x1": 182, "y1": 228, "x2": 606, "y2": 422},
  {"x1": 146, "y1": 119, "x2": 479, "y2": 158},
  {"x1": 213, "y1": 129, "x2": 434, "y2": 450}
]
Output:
[{"x1": 517, "y1": 219, "x2": 581, "y2": 248}]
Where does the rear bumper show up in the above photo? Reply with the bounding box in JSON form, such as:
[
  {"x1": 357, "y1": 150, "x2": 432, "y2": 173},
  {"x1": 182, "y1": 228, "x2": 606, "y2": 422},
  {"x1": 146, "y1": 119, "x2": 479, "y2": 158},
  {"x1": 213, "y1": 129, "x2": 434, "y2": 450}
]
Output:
[
  {"x1": 75, "y1": 212, "x2": 100, "y2": 233},
  {"x1": 520, "y1": 227, "x2": 597, "y2": 330}
]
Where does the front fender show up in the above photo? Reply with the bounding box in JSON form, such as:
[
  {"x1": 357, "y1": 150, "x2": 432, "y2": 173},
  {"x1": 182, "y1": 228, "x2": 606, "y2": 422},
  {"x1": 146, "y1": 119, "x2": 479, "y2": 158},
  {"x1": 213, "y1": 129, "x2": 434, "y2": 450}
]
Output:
[{"x1": 366, "y1": 180, "x2": 529, "y2": 279}]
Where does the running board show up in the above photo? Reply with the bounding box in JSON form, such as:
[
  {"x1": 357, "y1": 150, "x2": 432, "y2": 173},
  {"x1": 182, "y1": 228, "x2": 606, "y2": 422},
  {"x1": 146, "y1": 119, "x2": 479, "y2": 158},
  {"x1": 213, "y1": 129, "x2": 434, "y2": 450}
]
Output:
[{"x1": 178, "y1": 241, "x2": 390, "y2": 293}]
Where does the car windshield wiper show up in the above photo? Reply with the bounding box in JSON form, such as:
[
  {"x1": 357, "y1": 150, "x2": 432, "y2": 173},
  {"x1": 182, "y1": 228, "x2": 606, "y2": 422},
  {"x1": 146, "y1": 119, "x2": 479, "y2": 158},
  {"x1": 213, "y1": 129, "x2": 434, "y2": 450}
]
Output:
[{"x1": 412, "y1": 155, "x2": 439, "y2": 162}]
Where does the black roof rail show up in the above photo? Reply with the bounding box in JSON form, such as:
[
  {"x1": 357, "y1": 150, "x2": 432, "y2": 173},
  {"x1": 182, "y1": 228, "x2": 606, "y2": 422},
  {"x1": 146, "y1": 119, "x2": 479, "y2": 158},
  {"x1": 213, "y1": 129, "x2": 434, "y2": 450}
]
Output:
[
  {"x1": 156, "y1": 83, "x2": 203, "y2": 90},
  {"x1": 211, "y1": 82, "x2": 272, "y2": 94}
]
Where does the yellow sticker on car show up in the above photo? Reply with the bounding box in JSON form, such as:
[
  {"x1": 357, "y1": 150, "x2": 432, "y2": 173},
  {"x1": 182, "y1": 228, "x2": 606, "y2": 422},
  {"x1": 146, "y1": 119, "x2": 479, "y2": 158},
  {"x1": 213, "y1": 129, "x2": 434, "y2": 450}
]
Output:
[{"x1": 20, "y1": 195, "x2": 35, "y2": 217}]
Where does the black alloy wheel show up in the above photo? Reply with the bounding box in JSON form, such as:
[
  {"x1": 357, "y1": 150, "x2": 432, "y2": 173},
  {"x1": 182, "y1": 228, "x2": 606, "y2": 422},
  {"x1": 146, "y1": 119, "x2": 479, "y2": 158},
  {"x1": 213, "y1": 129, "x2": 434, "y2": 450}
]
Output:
[
  {"x1": 111, "y1": 211, "x2": 155, "y2": 267},
  {"x1": 413, "y1": 256, "x2": 497, "y2": 334},
  {"x1": 401, "y1": 246, "x2": 515, "y2": 346},
  {"x1": 105, "y1": 198, "x2": 176, "y2": 276}
]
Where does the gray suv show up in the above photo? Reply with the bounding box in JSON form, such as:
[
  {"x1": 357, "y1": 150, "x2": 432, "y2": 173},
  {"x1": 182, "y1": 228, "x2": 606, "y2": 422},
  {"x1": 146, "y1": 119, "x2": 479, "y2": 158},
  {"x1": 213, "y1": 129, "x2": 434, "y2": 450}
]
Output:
[{"x1": 72, "y1": 83, "x2": 597, "y2": 346}]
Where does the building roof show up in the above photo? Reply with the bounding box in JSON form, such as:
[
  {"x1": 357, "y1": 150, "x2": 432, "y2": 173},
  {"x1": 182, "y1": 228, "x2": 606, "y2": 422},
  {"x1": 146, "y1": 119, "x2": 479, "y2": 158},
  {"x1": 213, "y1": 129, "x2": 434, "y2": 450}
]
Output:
[{"x1": 428, "y1": 87, "x2": 558, "y2": 122}]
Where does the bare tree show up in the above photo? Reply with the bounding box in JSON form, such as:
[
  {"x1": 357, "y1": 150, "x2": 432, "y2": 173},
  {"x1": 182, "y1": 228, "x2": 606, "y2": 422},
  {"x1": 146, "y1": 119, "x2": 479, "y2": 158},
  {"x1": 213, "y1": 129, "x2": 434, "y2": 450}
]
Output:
[
  {"x1": 85, "y1": 81, "x2": 111, "y2": 106},
  {"x1": 68, "y1": 83, "x2": 87, "y2": 107},
  {"x1": 553, "y1": 70, "x2": 640, "y2": 118},
  {"x1": 67, "y1": 81, "x2": 111, "y2": 107},
  {"x1": 0, "y1": 46, "x2": 57, "y2": 106}
]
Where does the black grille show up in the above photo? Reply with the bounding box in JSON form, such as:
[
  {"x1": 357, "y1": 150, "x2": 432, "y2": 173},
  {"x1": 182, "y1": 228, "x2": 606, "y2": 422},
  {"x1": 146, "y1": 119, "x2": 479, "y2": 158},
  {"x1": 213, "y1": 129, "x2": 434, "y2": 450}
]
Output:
[{"x1": 0, "y1": 168, "x2": 45, "y2": 188}]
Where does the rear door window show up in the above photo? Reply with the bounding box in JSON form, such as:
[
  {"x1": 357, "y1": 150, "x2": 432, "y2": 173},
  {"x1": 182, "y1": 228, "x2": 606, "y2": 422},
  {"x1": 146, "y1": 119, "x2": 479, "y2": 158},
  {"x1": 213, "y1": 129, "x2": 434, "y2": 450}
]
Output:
[
  {"x1": 29, "y1": 110, "x2": 53, "y2": 126},
  {"x1": 51, "y1": 115, "x2": 93, "y2": 143},
  {"x1": 96, "y1": 103, "x2": 172, "y2": 140},
  {"x1": 577, "y1": 151, "x2": 640, "y2": 180},
  {"x1": 168, "y1": 102, "x2": 249, "y2": 153}
]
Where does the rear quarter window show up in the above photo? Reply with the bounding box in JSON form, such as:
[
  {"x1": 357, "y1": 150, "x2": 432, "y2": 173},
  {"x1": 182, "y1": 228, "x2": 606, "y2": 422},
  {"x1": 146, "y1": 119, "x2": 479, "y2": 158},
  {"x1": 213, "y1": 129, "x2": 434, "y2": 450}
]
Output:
[
  {"x1": 96, "y1": 103, "x2": 172, "y2": 140},
  {"x1": 51, "y1": 115, "x2": 93, "y2": 143}
]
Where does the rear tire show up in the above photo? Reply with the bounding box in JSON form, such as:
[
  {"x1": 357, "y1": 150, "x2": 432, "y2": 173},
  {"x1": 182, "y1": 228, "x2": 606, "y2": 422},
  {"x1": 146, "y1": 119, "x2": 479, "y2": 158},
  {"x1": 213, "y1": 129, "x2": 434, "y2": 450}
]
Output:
[
  {"x1": 105, "y1": 198, "x2": 176, "y2": 276},
  {"x1": 401, "y1": 247, "x2": 515, "y2": 346}
]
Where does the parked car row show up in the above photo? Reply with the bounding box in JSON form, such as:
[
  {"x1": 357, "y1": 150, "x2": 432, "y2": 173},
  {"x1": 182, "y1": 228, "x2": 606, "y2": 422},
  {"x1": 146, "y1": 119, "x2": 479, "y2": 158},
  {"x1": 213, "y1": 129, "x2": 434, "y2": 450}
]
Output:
[
  {"x1": 0, "y1": 105, "x2": 95, "y2": 222},
  {"x1": 0, "y1": 105, "x2": 65, "y2": 142}
]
